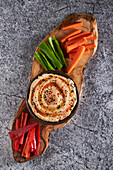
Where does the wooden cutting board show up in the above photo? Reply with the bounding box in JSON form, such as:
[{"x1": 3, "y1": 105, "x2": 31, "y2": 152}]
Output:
[{"x1": 11, "y1": 14, "x2": 98, "y2": 162}]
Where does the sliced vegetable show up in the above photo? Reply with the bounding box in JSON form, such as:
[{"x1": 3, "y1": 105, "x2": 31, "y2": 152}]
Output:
[
  {"x1": 81, "y1": 48, "x2": 90, "y2": 54},
  {"x1": 67, "y1": 46, "x2": 85, "y2": 73},
  {"x1": 62, "y1": 21, "x2": 83, "y2": 30},
  {"x1": 66, "y1": 37, "x2": 87, "y2": 53},
  {"x1": 39, "y1": 42, "x2": 62, "y2": 69},
  {"x1": 83, "y1": 43, "x2": 96, "y2": 49},
  {"x1": 65, "y1": 32, "x2": 92, "y2": 47},
  {"x1": 34, "y1": 53, "x2": 48, "y2": 71},
  {"x1": 53, "y1": 36, "x2": 68, "y2": 68},
  {"x1": 18, "y1": 145, "x2": 23, "y2": 152},
  {"x1": 21, "y1": 127, "x2": 36, "y2": 158},
  {"x1": 47, "y1": 36, "x2": 62, "y2": 64},
  {"x1": 71, "y1": 33, "x2": 93, "y2": 42},
  {"x1": 67, "y1": 46, "x2": 79, "y2": 52},
  {"x1": 46, "y1": 41, "x2": 60, "y2": 67},
  {"x1": 46, "y1": 42, "x2": 53, "y2": 51},
  {"x1": 8, "y1": 122, "x2": 38, "y2": 140},
  {"x1": 48, "y1": 36, "x2": 68, "y2": 68},
  {"x1": 35, "y1": 50, "x2": 55, "y2": 71},
  {"x1": 35, "y1": 124, "x2": 40, "y2": 155},
  {"x1": 69, "y1": 48, "x2": 90, "y2": 58},
  {"x1": 13, "y1": 119, "x2": 20, "y2": 151},
  {"x1": 31, "y1": 133, "x2": 36, "y2": 153},
  {"x1": 31, "y1": 127, "x2": 36, "y2": 153},
  {"x1": 86, "y1": 35, "x2": 97, "y2": 41},
  {"x1": 20, "y1": 112, "x2": 25, "y2": 128},
  {"x1": 70, "y1": 47, "x2": 89, "y2": 53},
  {"x1": 68, "y1": 31, "x2": 90, "y2": 41},
  {"x1": 61, "y1": 29, "x2": 81, "y2": 43},
  {"x1": 19, "y1": 113, "x2": 28, "y2": 145},
  {"x1": 15, "y1": 119, "x2": 20, "y2": 129},
  {"x1": 38, "y1": 50, "x2": 55, "y2": 71}
]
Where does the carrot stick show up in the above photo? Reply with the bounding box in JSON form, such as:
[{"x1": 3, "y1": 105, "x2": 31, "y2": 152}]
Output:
[
  {"x1": 86, "y1": 35, "x2": 97, "y2": 41},
  {"x1": 69, "y1": 48, "x2": 90, "y2": 58},
  {"x1": 67, "y1": 47, "x2": 79, "y2": 52},
  {"x1": 61, "y1": 29, "x2": 81, "y2": 43},
  {"x1": 62, "y1": 21, "x2": 83, "y2": 31},
  {"x1": 69, "y1": 42, "x2": 96, "y2": 52},
  {"x1": 65, "y1": 33, "x2": 94, "y2": 50},
  {"x1": 68, "y1": 31, "x2": 90, "y2": 41},
  {"x1": 66, "y1": 37, "x2": 87, "y2": 53},
  {"x1": 66, "y1": 46, "x2": 81, "y2": 53},
  {"x1": 65, "y1": 36, "x2": 84, "y2": 47},
  {"x1": 67, "y1": 46, "x2": 85, "y2": 73},
  {"x1": 84, "y1": 34, "x2": 93, "y2": 40},
  {"x1": 83, "y1": 43, "x2": 96, "y2": 49},
  {"x1": 66, "y1": 33, "x2": 92, "y2": 46},
  {"x1": 82, "y1": 48, "x2": 90, "y2": 54}
]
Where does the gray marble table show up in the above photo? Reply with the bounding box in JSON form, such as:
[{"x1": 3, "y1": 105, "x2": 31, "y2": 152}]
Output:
[{"x1": 1, "y1": 0, "x2": 113, "y2": 170}]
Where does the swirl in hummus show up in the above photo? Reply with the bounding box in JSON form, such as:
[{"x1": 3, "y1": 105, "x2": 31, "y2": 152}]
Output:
[{"x1": 28, "y1": 74, "x2": 77, "y2": 122}]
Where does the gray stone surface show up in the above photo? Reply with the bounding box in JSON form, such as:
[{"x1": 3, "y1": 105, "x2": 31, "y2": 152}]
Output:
[{"x1": 1, "y1": 0, "x2": 113, "y2": 169}]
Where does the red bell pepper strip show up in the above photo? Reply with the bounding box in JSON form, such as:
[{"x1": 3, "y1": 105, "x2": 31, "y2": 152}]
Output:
[
  {"x1": 19, "y1": 113, "x2": 28, "y2": 145},
  {"x1": 8, "y1": 122, "x2": 38, "y2": 140},
  {"x1": 18, "y1": 144, "x2": 23, "y2": 152},
  {"x1": 31, "y1": 130, "x2": 36, "y2": 152},
  {"x1": 13, "y1": 119, "x2": 20, "y2": 151},
  {"x1": 21, "y1": 127, "x2": 36, "y2": 158},
  {"x1": 35, "y1": 124, "x2": 40, "y2": 155},
  {"x1": 20, "y1": 112, "x2": 25, "y2": 127}
]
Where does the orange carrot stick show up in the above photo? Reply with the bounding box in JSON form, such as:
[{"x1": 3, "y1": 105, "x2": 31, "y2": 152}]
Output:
[
  {"x1": 66, "y1": 33, "x2": 93, "y2": 47},
  {"x1": 84, "y1": 34, "x2": 93, "y2": 40},
  {"x1": 69, "y1": 48, "x2": 90, "y2": 58},
  {"x1": 65, "y1": 46, "x2": 79, "y2": 52},
  {"x1": 81, "y1": 48, "x2": 90, "y2": 54},
  {"x1": 83, "y1": 43, "x2": 96, "y2": 49},
  {"x1": 86, "y1": 35, "x2": 97, "y2": 41},
  {"x1": 61, "y1": 29, "x2": 81, "y2": 43},
  {"x1": 66, "y1": 37, "x2": 87, "y2": 53},
  {"x1": 68, "y1": 31, "x2": 90, "y2": 41},
  {"x1": 62, "y1": 21, "x2": 83, "y2": 31},
  {"x1": 65, "y1": 44, "x2": 80, "y2": 53},
  {"x1": 69, "y1": 47, "x2": 79, "y2": 52},
  {"x1": 67, "y1": 46, "x2": 85, "y2": 73},
  {"x1": 65, "y1": 37, "x2": 82, "y2": 47},
  {"x1": 66, "y1": 33, "x2": 92, "y2": 46}
]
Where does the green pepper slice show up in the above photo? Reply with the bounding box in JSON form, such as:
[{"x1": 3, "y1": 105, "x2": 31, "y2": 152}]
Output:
[
  {"x1": 34, "y1": 52, "x2": 48, "y2": 71},
  {"x1": 47, "y1": 37, "x2": 62, "y2": 64},
  {"x1": 38, "y1": 50, "x2": 55, "y2": 71},
  {"x1": 39, "y1": 42, "x2": 62, "y2": 70},
  {"x1": 49, "y1": 36, "x2": 68, "y2": 68},
  {"x1": 34, "y1": 51, "x2": 55, "y2": 71}
]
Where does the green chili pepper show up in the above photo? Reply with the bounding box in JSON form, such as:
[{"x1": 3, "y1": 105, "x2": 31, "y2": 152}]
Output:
[{"x1": 39, "y1": 42, "x2": 62, "y2": 70}]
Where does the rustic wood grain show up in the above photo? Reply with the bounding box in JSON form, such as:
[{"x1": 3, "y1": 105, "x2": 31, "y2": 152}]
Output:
[{"x1": 11, "y1": 13, "x2": 98, "y2": 162}]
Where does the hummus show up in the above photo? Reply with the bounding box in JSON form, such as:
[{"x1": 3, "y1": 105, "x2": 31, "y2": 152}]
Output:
[{"x1": 28, "y1": 73, "x2": 77, "y2": 122}]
